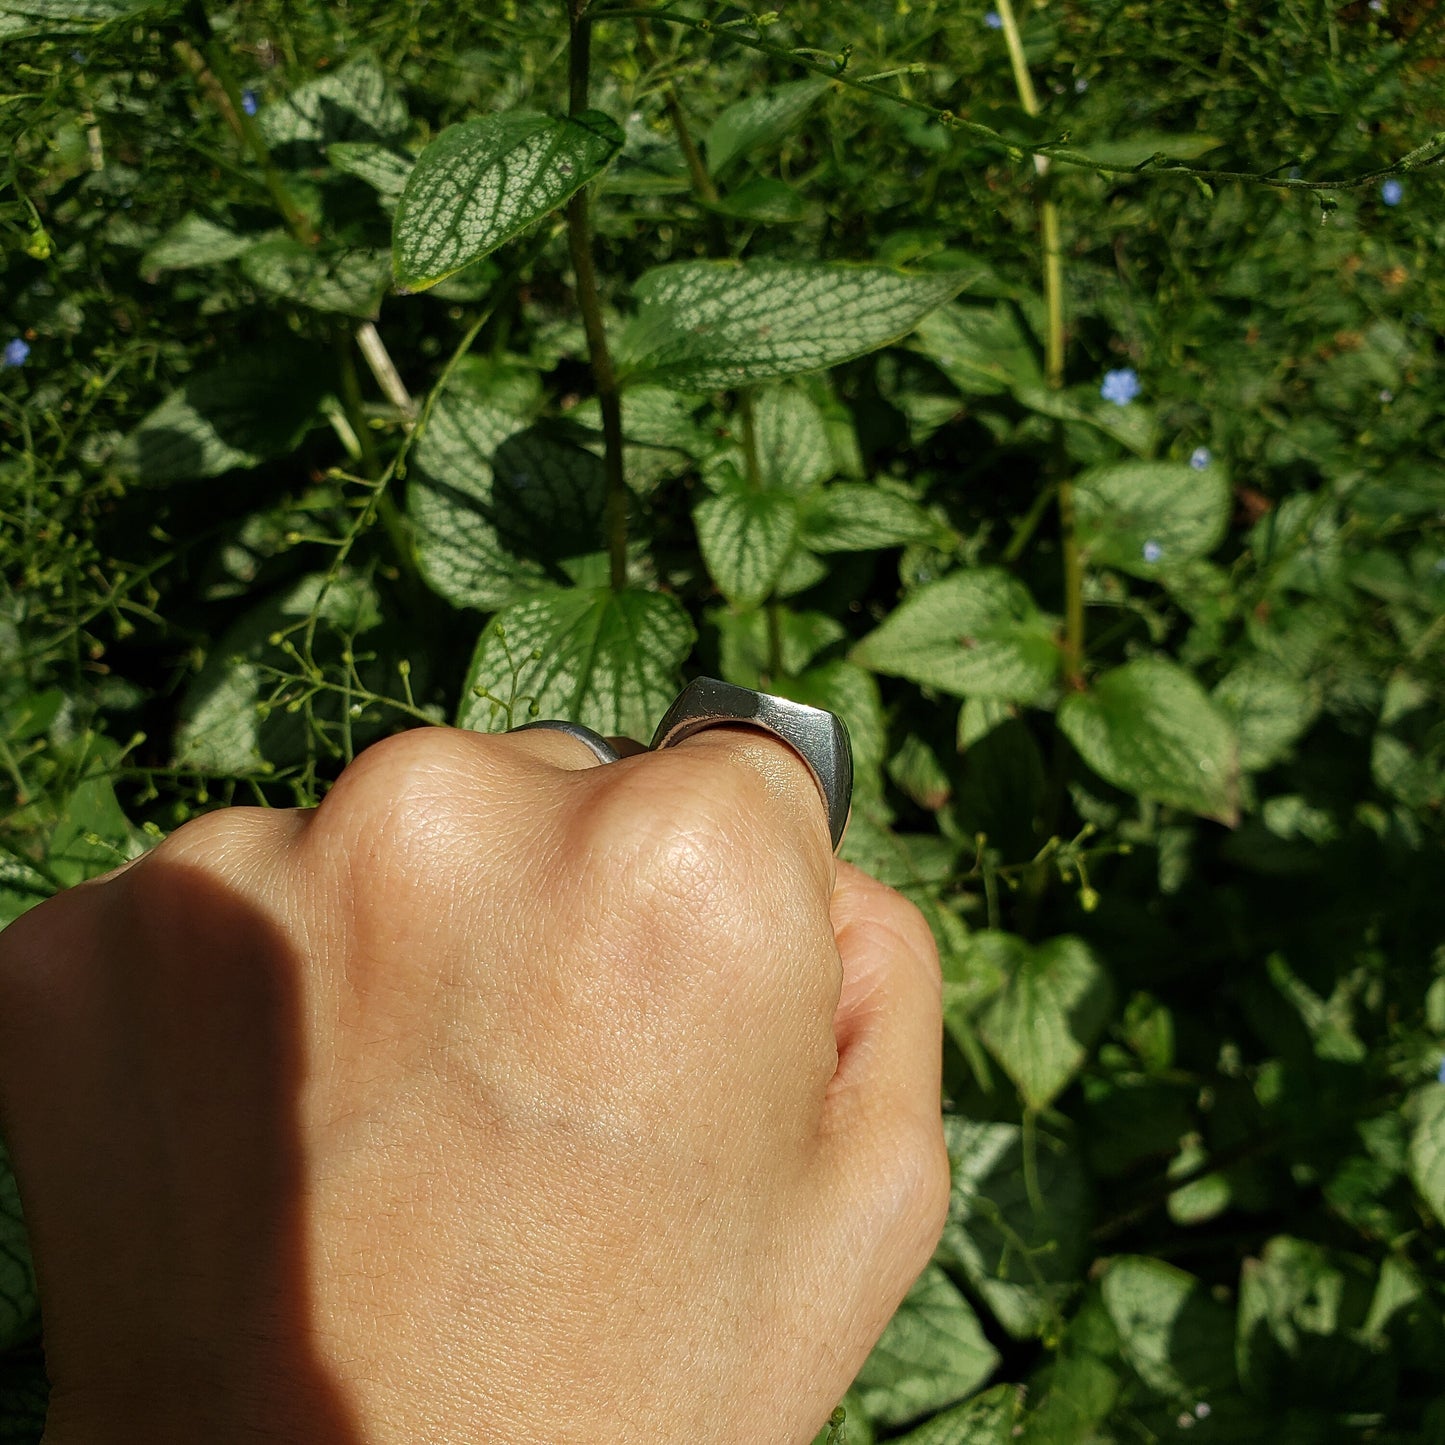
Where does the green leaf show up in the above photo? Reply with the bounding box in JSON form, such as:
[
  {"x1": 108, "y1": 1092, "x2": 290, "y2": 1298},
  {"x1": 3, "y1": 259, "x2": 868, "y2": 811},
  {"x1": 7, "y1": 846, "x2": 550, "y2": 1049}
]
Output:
[
  {"x1": 713, "y1": 606, "x2": 846, "y2": 689},
  {"x1": 258, "y1": 55, "x2": 408, "y2": 167},
  {"x1": 800, "y1": 483, "x2": 944, "y2": 553},
  {"x1": 458, "y1": 586, "x2": 695, "y2": 741},
  {"x1": 327, "y1": 141, "x2": 414, "y2": 208},
  {"x1": 0, "y1": 0, "x2": 144, "y2": 19},
  {"x1": 1073, "y1": 459, "x2": 1230, "y2": 576},
  {"x1": 393, "y1": 110, "x2": 624, "y2": 291},
  {"x1": 778, "y1": 659, "x2": 888, "y2": 801},
  {"x1": 46, "y1": 737, "x2": 149, "y2": 888},
  {"x1": 694, "y1": 480, "x2": 799, "y2": 608},
  {"x1": 174, "y1": 574, "x2": 383, "y2": 773},
  {"x1": 736, "y1": 384, "x2": 836, "y2": 494},
  {"x1": 1068, "y1": 131, "x2": 1223, "y2": 168},
  {"x1": 1235, "y1": 1237, "x2": 1394, "y2": 1411},
  {"x1": 974, "y1": 933, "x2": 1114, "y2": 1112},
  {"x1": 140, "y1": 213, "x2": 260, "y2": 275},
  {"x1": 408, "y1": 387, "x2": 607, "y2": 611},
  {"x1": 910, "y1": 303, "x2": 1043, "y2": 396},
  {"x1": 1101, "y1": 1256, "x2": 1237, "y2": 1400},
  {"x1": 855, "y1": 1265, "x2": 1000, "y2": 1428},
  {"x1": 851, "y1": 569, "x2": 1060, "y2": 703},
  {"x1": 1212, "y1": 660, "x2": 1318, "y2": 771},
  {"x1": 0, "y1": 1138, "x2": 37, "y2": 1352},
  {"x1": 708, "y1": 175, "x2": 807, "y2": 224},
  {"x1": 937, "y1": 1116, "x2": 1090, "y2": 1338},
  {"x1": 890, "y1": 1385, "x2": 1024, "y2": 1444},
  {"x1": 1058, "y1": 658, "x2": 1240, "y2": 823},
  {"x1": 706, "y1": 77, "x2": 830, "y2": 175},
  {"x1": 241, "y1": 238, "x2": 391, "y2": 317},
  {"x1": 1409, "y1": 1086, "x2": 1445, "y2": 1226},
  {"x1": 620, "y1": 262, "x2": 977, "y2": 391},
  {"x1": 117, "y1": 350, "x2": 328, "y2": 484}
]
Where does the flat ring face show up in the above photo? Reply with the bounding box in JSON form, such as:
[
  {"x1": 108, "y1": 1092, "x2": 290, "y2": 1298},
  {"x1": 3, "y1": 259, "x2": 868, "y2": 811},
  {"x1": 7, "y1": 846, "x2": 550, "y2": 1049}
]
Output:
[
  {"x1": 649, "y1": 677, "x2": 854, "y2": 852},
  {"x1": 512, "y1": 719, "x2": 622, "y2": 765}
]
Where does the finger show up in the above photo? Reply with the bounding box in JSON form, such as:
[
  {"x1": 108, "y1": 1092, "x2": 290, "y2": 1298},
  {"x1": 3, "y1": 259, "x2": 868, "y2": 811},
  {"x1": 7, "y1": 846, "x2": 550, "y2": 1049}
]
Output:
[
  {"x1": 812, "y1": 861, "x2": 948, "y2": 1297},
  {"x1": 657, "y1": 725, "x2": 836, "y2": 890}
]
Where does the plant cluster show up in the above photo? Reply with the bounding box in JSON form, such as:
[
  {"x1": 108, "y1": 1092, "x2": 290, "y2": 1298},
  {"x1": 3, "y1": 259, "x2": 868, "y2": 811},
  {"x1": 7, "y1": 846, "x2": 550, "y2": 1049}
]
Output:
[{"x1": 2, "y1": 0, "x2": 1444, "y2": 1439}]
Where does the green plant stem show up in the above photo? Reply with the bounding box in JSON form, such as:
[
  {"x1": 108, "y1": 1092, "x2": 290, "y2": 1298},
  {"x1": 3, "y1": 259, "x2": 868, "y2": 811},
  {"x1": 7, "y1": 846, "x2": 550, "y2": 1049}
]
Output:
[
  {"x1": 174, "y1": 5, "x2": 315, "y2": 244},
  {"x1": 566, "y1": 6, "x2": 629, "y2": 592},
  {"x1": 591, "y1": 6, "x2": 1444, "y2": 190},
  {"x1": 633, "y1": 18, "x2": 719, "y2": 205}
]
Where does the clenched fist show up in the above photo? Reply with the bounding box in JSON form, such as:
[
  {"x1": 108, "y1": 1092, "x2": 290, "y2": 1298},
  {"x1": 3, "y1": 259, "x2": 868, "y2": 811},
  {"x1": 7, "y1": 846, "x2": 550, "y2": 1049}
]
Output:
[{"x1": 0, "y1": 723, "x2": 946, "y2": 1443}]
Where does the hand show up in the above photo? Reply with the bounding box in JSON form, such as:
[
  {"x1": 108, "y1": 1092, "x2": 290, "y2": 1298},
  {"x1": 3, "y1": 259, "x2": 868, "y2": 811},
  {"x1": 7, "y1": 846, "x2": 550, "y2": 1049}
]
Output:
[{"x1": 0, "y1": 724, "x2": 947, "y2": 1443}]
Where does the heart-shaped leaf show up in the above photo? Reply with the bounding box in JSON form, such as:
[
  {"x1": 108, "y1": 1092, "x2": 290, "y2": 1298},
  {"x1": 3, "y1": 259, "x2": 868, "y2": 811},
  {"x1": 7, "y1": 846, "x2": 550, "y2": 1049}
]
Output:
[
  {"x1": 694, "y1": 481, "x2": 799, "y2": 608},
  {"x1": 974, "y1": 932, "x2": 1114, "y2": 1112},
  {"x1": 852, "y1": 569, "x2": 1060, "y2": 703},
  {"x1": 393, "y1": 110, "x2": 624, "y2": 291},
  {"x1": 408, "y1": 386, "x2": 607, "y2": 610},
  {"x1": 1073, "y1": 458, "x2": 1230, "y2": 576},
  {"x1": 458, "y1": 586, "x2": 695, "y2": 741},
  {"x1": 1058, "y1": 657, "x2": 1241, "y2": 823}
]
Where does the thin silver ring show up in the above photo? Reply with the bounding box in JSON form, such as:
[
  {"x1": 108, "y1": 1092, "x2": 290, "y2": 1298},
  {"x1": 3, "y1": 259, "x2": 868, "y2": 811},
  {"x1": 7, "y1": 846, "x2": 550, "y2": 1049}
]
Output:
[{"x1": 511, "y1": 719, "x2": 621, "y2": 765}]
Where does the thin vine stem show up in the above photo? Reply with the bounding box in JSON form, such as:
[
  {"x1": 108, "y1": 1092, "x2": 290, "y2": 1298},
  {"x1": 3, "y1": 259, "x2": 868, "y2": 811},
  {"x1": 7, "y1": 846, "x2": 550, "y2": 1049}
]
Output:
[
  {"x1": 567, "y1": 4, "x2": 629, "y2": 592},
  {"x1": 591, "y1": 5, "x2": 1445, "y2": 191}
]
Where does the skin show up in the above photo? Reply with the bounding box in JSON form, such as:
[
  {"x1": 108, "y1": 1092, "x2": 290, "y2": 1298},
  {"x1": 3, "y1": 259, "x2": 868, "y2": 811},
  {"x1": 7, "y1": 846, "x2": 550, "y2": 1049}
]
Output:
[{"x1": 0, "y1": 723, "x2": 948, "y2": 1444}]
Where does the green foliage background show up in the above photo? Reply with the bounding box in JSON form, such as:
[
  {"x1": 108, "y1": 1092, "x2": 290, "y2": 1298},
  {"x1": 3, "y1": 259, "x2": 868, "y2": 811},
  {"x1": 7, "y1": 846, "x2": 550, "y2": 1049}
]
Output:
[{"x1": 3, "y1": 0, "x2": 1444, "y2": 1438}]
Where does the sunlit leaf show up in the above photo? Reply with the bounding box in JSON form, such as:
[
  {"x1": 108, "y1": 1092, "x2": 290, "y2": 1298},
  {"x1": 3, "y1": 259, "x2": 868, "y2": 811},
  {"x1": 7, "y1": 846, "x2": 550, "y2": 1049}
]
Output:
[
  {"x1": 1074, "y1": 459, "x2": 1230, "y2": 575},
  {"x1": 1058, "y1": 658, "x2": 1241, "y2": 823},
  {"x1": 852, "y1": 569, "x2": 1060, "y2": 702},
  {"x1": 855, "y1": 1265, "x2": 999, "y2": 1428},
  {"x1": 393, "y1": 110, "x2": 623, "y2": 290},
  {"x1": 694, "y1": 480, "x2": 799, "y2": 608},
  {"x1": 458, "y1": 586, "x2": 695, "y2": 741},
  {"x1": 619, "y1": 262, "x2": 977, "y2": 390}
]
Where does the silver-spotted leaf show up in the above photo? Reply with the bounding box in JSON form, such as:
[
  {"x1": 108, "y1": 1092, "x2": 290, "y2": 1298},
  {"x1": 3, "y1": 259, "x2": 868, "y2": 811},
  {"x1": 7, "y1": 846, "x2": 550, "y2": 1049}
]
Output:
[
  {"x1": 1410, "y1": 1086, "x2": 1445, "y2": 1226},
  {"x1": 855, "y1": 1265, "x2": 999, "y2": 1428},
  {"x1": 117, "y1": 351, "x2": 329, "y2": 484},
  {"x1": 694, "y1": 482, "x2": 799, "y2": 608},
  {"x1": 408, "y1": 387, "x2": 608, "y2": 611},
  {"x1": 458, "y1": 586, "x2": 695, "y2": 741},
  {"x1": 852, "y1": 569, "x2": 1060, "y2": 702},
  {"x1": 241, "y1": 238, "x2": 391, "y2": 317},
  {"x1": 393, "y1": 110, "x2": 623, "y2": 291},
  {"x1": 258, "y1": 55, "x2": 408, "y2": 167},
  {"x1": 327, "y1": 141, "x2": 415, "y2": 209},
  {"x1": 619, "y1": 262, "x2": 976, "y2": 391},
  {"x1": 975, "y1": 932, "x2": 1114, "y2": 1112},
  {"x1": 800, "y1": 483, "x2": 944, "y2": 552},
  {"x1": 1058, "y1": 657, "x2": 1240, "y2": 823}
]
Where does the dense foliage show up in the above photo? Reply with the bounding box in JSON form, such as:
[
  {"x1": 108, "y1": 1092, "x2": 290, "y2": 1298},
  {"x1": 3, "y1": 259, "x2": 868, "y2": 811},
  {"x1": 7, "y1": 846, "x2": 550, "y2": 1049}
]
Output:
[{"x1": 3, "y1": 0, "x2": 1444, "y2": 1438}]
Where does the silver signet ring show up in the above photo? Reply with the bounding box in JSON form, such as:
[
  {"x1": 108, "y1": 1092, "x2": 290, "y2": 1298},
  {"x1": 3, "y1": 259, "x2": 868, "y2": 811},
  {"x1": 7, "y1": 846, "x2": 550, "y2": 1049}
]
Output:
[
  {"x1": 649, "y1": 677, "x2": 853, "y2": 852},
  {"x1": 511, "y1": 719, "x2": 622, "y2": 765}
]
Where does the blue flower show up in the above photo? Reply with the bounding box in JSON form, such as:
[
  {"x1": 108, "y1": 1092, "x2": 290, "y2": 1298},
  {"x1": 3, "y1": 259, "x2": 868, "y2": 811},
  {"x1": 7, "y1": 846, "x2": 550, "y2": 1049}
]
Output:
[
  {"x1": 1100, "y1": 368, "x2": 1141, "y2": 406},
  {"x1": 2, "y1": 338, "x2": 29, "y2": 368},
  {"x1": 1381, "y1": 178, "x2": 1403, "y2": 206},
  {"x1": 1142, "y1": 539, "x2": 1163, "y2": 564},
  {"x1": 984, "y1": 9, "x2": 1003, "y2": 28},
  {"x1": 1189, "y1": 446, "x2": 1211, "y2": 470},
  {"x1": 241, "y1": 89, "x2": 259, "y2": 117},
  {"x1": 1437, "y1": 1056, "x2": 1445, "y2": 1086}
]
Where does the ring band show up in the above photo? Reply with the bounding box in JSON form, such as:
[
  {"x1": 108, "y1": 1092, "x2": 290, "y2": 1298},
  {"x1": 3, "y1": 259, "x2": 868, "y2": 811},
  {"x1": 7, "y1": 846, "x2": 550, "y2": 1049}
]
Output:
[
  {"x1": 649, "y1": 677, "x2": 853, "y2": 852},
  {"x1": 512, "y1": 720, "x2": 621, "y2": 765}
]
